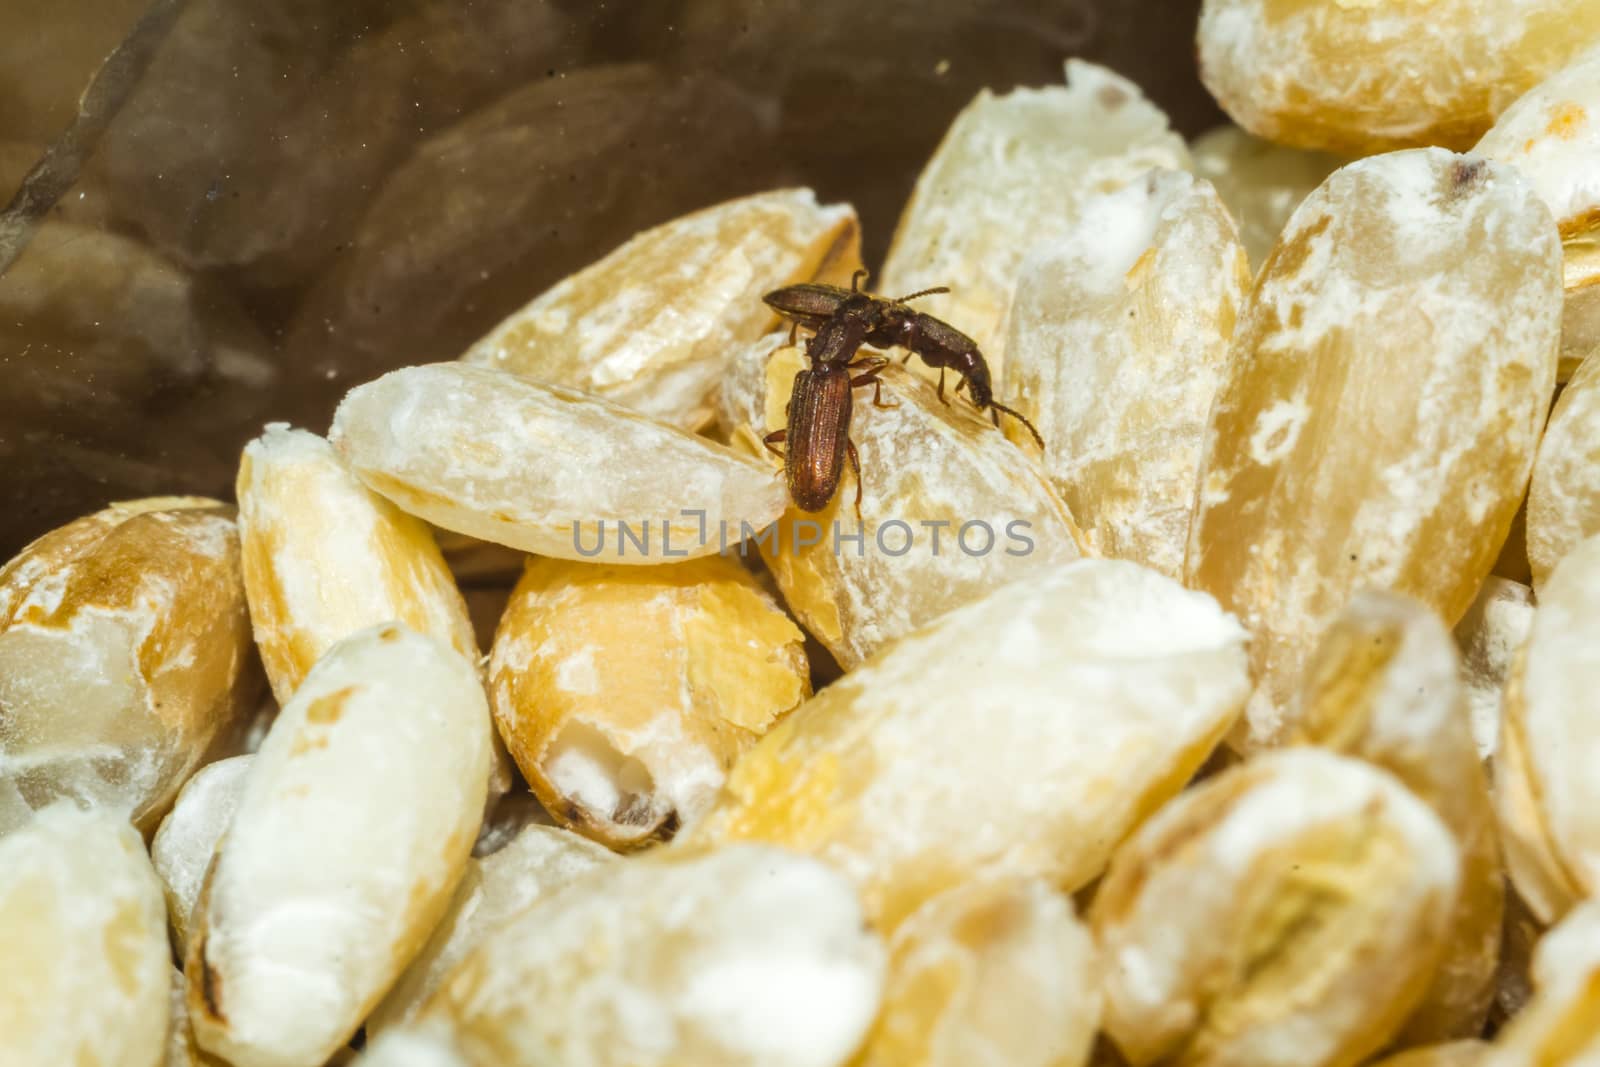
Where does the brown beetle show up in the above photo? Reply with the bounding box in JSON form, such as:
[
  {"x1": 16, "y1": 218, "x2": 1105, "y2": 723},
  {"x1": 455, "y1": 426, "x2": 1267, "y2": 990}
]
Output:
[
  {"x1": 763, "y1": 271, "x2": 1043, "y2": 447},
  {"x1": 761, "y1": 300, "x2": 894, "y2": 520}
]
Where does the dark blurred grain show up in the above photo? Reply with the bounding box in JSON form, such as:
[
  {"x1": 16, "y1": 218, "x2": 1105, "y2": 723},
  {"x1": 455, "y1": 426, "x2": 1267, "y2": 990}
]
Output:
[
  {"x1": 280, "y1": 64, "x2": 782, "y2": 404},
  {"x1": 0, "y1": 0, "x2": 152, "y2": 143},
  {"x1": 0, "y1": 0, "x2": 187, "y2": 277}
]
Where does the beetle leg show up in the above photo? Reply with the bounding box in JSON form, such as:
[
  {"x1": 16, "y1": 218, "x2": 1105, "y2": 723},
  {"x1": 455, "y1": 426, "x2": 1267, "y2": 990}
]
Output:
[
  {"x1": 786, "y1": 321, "x2": 799, "y2": 347},
  {"x1": 860, "y1": 376, "x2": 898, "y2": 410},
  {"x1": 936, "y1": 368, "x2": 951, "y2": 406},
  {"x1": 851, "y1": 268, "x2": 870, "y2": 293},
  {"x1": 762, "y1": 429, "x2": 787, "y2": 459},
  {"x1": 846, "y1": 357, "x2": 888, "y2": 377},
  {"x1": 846, "y1": 438, "x2": 864, "y2": 524},
  {"x1": 848, "y1": 358, "x2": 899, "y2": 409}
]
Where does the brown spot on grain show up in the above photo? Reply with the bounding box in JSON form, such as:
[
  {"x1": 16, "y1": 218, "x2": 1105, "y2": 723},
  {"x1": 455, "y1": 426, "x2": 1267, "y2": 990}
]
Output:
[
  {"x1": 289, "y1": 732, "x2": 328, "y2": 756},
  {"x1": 197, "y1": 942, "x2": 225, "y2": 1022},
  {"x1": 952, "y1": 888, "x2": 1030, "y2": 945},
  {"x1": 1097, "y1": 83, "x2": 1129, "y2": 110},
  {"x1": 305, "y1": 687, "x2": 355, "y2": 726},
  {"x1": 1448, "y1": 158, "x2": 1487, "y2": 198},
  {"x1": 657, "y1": 810, "x2": 681, "y2": 842},
  {"x1": 1547, "y1": 102, "x2": 1588, "y2": 140}
]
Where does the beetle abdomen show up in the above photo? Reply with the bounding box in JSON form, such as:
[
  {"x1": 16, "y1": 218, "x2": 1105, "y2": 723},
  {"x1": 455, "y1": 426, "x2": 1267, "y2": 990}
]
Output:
[{"x1": 785, "y1": 366, "x2": 853, "y2": 512}]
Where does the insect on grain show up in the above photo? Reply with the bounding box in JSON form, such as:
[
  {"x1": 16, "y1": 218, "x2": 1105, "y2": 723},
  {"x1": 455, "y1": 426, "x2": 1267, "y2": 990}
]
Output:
[
  {"x1": 764, "y1": 270, "x2": 1045, "y2": 448},
  {"x1": 760, "y1": 290, "x2": 896, "y2": 522}
]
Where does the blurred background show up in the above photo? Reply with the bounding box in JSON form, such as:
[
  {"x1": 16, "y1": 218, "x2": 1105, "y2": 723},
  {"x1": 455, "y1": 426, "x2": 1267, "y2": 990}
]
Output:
[{"x1": 0, "y1": 0, "x2": 1221, "y2": 558}]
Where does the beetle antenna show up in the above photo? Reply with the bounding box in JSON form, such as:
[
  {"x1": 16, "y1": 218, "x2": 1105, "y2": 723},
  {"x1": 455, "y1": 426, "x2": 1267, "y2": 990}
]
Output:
[
  {"x1": 891, "y1": 286, "x2": 951, "y2": 304},
  {"x1": 850, "y1": 268, "x2": 871, "y2": 293},
  {"x1": 989, "y1": 401, "x2": 1044, "y2": 450}
]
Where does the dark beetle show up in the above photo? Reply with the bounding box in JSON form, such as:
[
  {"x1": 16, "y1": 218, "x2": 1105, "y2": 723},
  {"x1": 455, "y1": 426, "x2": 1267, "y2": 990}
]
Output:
[
  {"x1": 761, "y1": 301, "x2": 893, "y2": 519},
  {"x1": 764, "y1": 271, "x2": 1044, "y2": 448}
]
